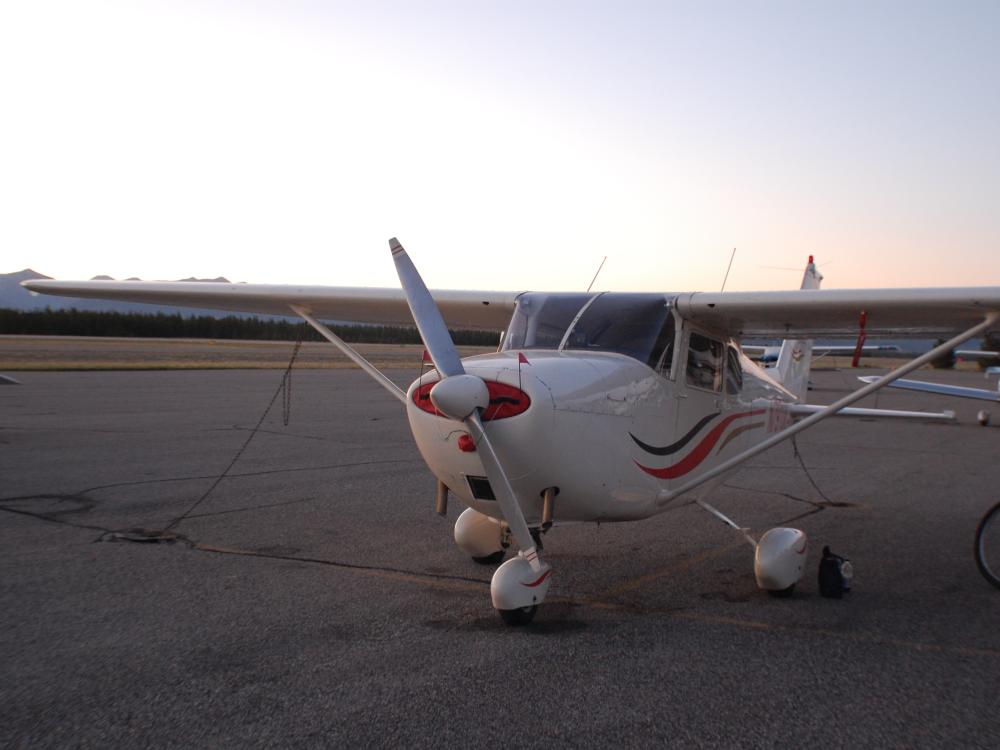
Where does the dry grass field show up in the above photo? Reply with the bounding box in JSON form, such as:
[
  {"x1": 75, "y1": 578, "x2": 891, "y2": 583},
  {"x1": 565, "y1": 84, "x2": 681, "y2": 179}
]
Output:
[{"x1": 0, "y1": 335, "x2": 494, "y2": 371}]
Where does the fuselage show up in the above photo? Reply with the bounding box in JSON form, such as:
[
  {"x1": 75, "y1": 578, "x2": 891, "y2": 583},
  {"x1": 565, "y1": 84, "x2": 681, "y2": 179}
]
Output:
[{"x1": 405, "y1": 292, "x2": 800, "y2": 525}]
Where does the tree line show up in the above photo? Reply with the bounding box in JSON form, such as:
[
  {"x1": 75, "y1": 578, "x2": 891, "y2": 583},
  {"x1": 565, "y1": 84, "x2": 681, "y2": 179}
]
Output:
[{"x1": 0, "y1": 308, "x2": 500, "y2": 347}]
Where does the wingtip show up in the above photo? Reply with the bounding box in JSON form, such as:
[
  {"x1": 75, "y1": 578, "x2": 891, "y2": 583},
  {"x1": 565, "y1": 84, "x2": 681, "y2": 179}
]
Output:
[{"x1": 389, "y1": 237, "x2": 403, "y2": 254}]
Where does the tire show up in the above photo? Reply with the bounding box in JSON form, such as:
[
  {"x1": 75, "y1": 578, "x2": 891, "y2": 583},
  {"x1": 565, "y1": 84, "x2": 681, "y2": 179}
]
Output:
[
  {"x1": 498, "y1": 605, "x2": 537, "y2": 626},
  {"x1": 974, "y1": 502, "x2": 1000, "y2": 590},
  {"x1": 472, "y1": 549, "x2": 506, "y2": 565},
  {"x1": 766, "y1": 584, "x2": 796, "y2": 598}
]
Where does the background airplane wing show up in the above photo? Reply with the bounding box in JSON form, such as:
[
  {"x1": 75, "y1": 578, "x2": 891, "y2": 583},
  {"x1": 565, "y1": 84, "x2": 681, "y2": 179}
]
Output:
[
  {"x1": 857, "y1": 375, "x2": 1000, "y2": 402},
  {"x1": 675, "y1": 287, "x2": 1000, "y2": 337},
  {"x1": 956, "y1": 349, "x2": 1000, "y2": 361},
  {"x1": 20, "y1": 280, "x2": 521, "y2": 330}
]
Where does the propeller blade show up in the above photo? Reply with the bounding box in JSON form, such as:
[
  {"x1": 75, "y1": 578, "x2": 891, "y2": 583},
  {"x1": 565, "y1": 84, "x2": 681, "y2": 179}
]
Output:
[
  {"x1": 465, "y1": 412, "x2": 541, "y2": 571},
  {"x1": 389, "y1": 238, "x2": 464, "y2": 378},
  {"x1": 389, "y1": 238, "x2": 540, "y2": 570}
]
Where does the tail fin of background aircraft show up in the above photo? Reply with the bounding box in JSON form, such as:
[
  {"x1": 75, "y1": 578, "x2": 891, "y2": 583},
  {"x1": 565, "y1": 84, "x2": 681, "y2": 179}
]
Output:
[{"x1": 773, "y1": 256, "x2": 823, "y2": 401}]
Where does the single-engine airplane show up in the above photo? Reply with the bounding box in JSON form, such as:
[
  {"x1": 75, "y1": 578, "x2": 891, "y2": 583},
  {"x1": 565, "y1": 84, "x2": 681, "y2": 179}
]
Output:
[{"x1": 23, "y1": 242, "x2": 1000, "y2": 624}]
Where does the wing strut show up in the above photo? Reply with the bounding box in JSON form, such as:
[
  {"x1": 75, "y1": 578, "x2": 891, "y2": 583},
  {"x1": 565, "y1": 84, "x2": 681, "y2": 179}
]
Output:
[
  {"x1": 290, "y1": 305, "x2": 406, "y2": 403},
  {"x1": 656, "y1": 312, "x2": 999, "y2": 508}
]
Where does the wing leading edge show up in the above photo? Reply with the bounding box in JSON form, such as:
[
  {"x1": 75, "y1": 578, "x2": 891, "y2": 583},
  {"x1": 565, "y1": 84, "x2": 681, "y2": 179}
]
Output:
[
  {"x1": 675, "y1": 287, "x2": 1000, "y2": 338},
  {"x1": 20, "y1": 279, "x2": 521, "y2": 331}
]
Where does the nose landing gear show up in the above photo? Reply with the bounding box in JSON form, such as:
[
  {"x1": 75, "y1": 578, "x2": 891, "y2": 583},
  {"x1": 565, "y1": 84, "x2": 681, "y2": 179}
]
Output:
[
  {"x1": 491, "y1": 554, "x2": 552, "y2": 626},
  {"x1": 453, "y1": 507, "x2": 554, "y2": 625}
]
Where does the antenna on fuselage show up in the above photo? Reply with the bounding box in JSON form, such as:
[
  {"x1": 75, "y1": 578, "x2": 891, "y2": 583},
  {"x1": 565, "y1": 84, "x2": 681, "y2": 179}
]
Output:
[
  {"x1": 586, "y1": 256, "x2": 608, "y2": 293},
  {"x1": 721, "y1": 247, "x2": 736, "y2": 291}
]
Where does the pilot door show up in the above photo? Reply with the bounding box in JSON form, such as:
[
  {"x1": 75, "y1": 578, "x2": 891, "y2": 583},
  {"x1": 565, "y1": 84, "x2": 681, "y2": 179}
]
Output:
[{"x1": 670, "y1": 325, "x2": 746, "y2": 485}]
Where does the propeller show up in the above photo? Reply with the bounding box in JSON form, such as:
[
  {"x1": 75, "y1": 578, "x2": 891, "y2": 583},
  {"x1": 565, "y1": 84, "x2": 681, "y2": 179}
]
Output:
[{"x1": 389, "y1": 238, "x2": 542, "y2": 572}]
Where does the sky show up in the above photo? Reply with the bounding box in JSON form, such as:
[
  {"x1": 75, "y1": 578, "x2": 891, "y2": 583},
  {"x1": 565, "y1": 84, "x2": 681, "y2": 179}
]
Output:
[{"x1": 1, "y1": 0, "x2": 998, "y2": 292}]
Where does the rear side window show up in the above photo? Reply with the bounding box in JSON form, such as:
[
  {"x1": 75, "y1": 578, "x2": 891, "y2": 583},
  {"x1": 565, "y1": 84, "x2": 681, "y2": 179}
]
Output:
[
  {"x1": 725, "y1": 345, "x2": 743, "y2": 394},
  {"x1": 686, "y1": 333, "x2": 723, "y2": 391}
]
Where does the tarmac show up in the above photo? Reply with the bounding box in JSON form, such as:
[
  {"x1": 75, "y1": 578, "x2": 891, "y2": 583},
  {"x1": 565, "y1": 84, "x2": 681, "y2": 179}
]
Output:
[{"x1": 2, "y1": 366, "x2": 1000, "y2": 747}]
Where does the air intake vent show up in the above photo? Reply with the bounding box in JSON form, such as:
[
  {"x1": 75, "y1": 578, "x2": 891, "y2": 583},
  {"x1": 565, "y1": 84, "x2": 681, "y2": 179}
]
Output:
[{"x1": 466, "y1": 475, "x2": 496, "y2": 501}]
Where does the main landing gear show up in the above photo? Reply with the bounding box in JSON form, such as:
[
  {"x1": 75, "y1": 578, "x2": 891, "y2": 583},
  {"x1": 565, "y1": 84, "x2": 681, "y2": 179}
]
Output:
[{"x1": 696, "y1": 500, "x2": 808, "y2": 595}]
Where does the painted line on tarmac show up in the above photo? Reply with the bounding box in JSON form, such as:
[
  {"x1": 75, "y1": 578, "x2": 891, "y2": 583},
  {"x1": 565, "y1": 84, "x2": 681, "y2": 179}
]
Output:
[{"x1": 571, "y1": 598, "x2": 1000, "y2": 660}]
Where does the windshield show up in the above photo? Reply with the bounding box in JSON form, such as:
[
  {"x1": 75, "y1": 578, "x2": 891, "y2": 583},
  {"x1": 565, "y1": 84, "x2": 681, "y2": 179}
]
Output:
[
  {"x1": 503, "y1": 292, "x2": 675, "y2": 369},
  {"x1": 503, "y1": 293, "x2": 594, "y2": 350},
  {"x1": 563, "y1": 293, "x2": 674, "y2": 368}
]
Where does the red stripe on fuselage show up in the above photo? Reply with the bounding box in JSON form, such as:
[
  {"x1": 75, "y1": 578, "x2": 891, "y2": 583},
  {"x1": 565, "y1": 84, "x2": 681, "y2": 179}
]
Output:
[{"x1": 635, "y1": 409, "x2": 766, "y2": 480}]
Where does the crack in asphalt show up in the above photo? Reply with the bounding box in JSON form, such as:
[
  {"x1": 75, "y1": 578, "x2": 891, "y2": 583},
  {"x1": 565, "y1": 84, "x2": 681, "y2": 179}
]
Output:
[
  {"x1": 0, "y1": 501, "x2": 490, "y2": 588},
  {"x1": 0, "y1": 502, "x2": 110, "y2": 532},
  {"x1": 188, "y1": 543, "x2": 491, "y2": 587},
  {"x1": 183, "y1": 496, "x2": 324, "y2": 520},
  {"x1": 0, "y1": 458, "x2": 424, "y2": 502},
  {"x1": 723, "y1": 482, "x2": 858, "y2": 510},
  {"x1": 720, "y1": 480, "x2": 861, "y2": 527}
]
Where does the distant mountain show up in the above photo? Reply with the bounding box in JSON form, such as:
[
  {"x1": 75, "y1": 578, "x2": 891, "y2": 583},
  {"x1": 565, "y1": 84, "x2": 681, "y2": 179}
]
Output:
[{"x1": 0, "y1": 269, "x2": 291, "y2": 320}]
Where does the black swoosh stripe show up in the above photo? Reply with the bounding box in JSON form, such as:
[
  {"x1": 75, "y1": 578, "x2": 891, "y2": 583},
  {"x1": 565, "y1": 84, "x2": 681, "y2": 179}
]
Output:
[{"x1": 629, "y1": 412, "x2": 721, "y2": 456}]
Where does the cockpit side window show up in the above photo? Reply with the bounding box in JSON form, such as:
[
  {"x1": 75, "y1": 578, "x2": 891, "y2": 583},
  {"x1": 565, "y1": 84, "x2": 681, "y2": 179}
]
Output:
[
  {"x1": 686, "y1": 332, "x2": 724, "y2": 391},
  {"x1": 724, "y1": 345, "x2": 743, "y2": 394},
  {"x1": 651, "y1": 315, "x2": 676, "y2": 376}
]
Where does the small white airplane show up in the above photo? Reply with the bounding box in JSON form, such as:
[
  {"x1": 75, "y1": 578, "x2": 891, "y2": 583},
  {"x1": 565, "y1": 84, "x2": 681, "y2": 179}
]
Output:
[{"x1": 22, "y1": 242, "x2": 1000, "y2": 624}]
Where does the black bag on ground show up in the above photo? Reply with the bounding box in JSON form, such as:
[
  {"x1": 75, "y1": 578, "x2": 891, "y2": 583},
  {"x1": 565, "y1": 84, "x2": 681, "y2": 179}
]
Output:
[{"x1": 818, "y1": 546, "x2": 852, "y2": 598}]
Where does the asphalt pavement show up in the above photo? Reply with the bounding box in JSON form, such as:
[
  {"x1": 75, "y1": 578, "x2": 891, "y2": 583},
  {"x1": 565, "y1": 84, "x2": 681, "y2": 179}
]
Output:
[{"x1": 2, "y1": 367, "x2": 999, "y2": 748}]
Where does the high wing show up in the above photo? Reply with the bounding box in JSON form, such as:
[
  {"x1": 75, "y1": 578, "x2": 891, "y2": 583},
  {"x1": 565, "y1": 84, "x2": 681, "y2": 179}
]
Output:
[
  {"x1": 20, "y1": 279, "x2": 520, "y2": 330},
  {"x1": 23, "y1": 281, "x2": 1000, "y2": 337},
  {"x1": 675, "y1": 287, "x2": 1000, "y2": 338}
]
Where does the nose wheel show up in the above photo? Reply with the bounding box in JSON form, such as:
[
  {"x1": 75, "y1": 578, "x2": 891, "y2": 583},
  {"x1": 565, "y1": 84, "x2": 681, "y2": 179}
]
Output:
[
  {"x1": 498, "y1": 605, "x2": 537, "y2": 626},
  {"x1": 491, "y1": 556, "x2": 552, "y2": 625}
]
